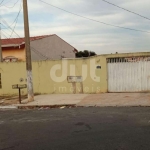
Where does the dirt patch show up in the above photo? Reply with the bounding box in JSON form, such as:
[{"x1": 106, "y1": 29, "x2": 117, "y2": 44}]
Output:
[
  {"x1": 124, "y1": 96, "x2": 131, "y2": 98},
  {"x1": 0, "y1": 95, "x2": 28, "y2": 106},
  {"x1": 18, "y1": 105, "x2": 76, "y2": 110}
]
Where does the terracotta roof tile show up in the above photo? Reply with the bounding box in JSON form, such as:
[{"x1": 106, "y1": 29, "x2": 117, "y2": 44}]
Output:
[{"x1": 1, "y1": 35, "x2": 53, "y2": 45}]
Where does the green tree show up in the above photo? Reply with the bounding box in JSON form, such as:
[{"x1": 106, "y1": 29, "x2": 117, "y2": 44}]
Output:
[{"x1": 76, "y1": 50, "x2": 96, "y2": 58}]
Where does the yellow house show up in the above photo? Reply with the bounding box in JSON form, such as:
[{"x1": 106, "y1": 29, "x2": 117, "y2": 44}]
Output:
[
  {"x1": 2, "y1": 40, "x2": 26, "y2": 62},
  {"x1": 2, "y1": 34, "x2": 78, "y2": 62}
]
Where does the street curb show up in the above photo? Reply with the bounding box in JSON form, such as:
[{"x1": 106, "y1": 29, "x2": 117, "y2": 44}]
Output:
[
  {"x1": 17, "y1": 104, "x2": 76, "y2": 109},
  {"x1": 1, "y1": 105, "x2": 149, "y2": 110},
  {"x1": 0, "y1": 106, "x2": 18, "y2": 109}
]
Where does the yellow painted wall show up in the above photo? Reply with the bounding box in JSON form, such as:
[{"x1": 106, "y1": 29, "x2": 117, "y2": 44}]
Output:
[
  {"x1": 32, "y1": 56, "x2": 107, "y2": 94},
  {"x1": 2, "y1": 48, "x2": 26, "y2": 61},
  {"x1": 0, "y1": 52, "x2": 150, "y2": 96}
]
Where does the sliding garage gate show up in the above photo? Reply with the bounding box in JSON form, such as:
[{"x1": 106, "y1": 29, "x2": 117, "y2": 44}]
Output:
[{"x1": 107, "y1": 57, "x2": 150, "y2": 92}]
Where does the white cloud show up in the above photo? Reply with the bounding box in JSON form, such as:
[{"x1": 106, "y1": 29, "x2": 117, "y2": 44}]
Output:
[{"x1": 1, "y1": 0, "x2": 150, "y2": 54}]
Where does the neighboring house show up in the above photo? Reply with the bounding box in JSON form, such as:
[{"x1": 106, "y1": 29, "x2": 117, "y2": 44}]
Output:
[{"x1": 1, "y1": 34, "x2": 78, "y2": 62}]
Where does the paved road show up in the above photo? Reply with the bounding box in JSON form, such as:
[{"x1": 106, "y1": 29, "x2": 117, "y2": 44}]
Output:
[{"x1": 0, "y1": 107, "x2": 150, "y2": 150}]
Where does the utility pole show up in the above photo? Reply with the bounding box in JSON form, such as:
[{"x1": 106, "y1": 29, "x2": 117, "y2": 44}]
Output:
[{"x1": 23, "y1": 0, "x2": 34, "y2": 102}]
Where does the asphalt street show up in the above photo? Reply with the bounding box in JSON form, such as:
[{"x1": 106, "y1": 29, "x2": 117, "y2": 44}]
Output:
[{"x1": 0, "y1": 107, "x2": 150, "y2": 150}]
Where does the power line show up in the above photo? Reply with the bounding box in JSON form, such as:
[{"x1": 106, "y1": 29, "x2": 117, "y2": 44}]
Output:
[
  {"x1": 101, "y1": 0, "x2": 150, "y2": 21},
  {"x1": 1, "y1": 30, "x2": 48, "y2": 60},
  {"x1": 1, "y1": 31, "x2": 12, "y2": 39},
  {"x1": 1, "y1": 31, "x2": 21, "y2": 47},
  {"x1": 0, "y1": 0, "x2": 20, "y2": 8},
  {"x1": 30, "y1": 46, "x2": 48, "y2": 60},
  {"x1": 1, "y1": 18, "x2": 49, "y2": 60},
  {"x1": 2, "y1": 14, "x2": 21, "y2": 30},
  {"x1": 0, "y1": 0, "x2": 5, "y2": 5},
  {"x1": 1, "y1": 18, "x2": 21, "y2": 38},
  {"x1": 1, "y1": 1, "x2": 22, "y2": 30},
  {"x1": 0, "y1": 0, "x2": 12, "y2": 7},
  {"x1": 39, "y1": 0, "x2": 150, "y2": 34},
  {"x1": 1, "y1": 27, "x2": 10, "y2": 37},
  {"x1": 9, "y1": 2, "x2": 22, "y2": 38},
  {"x1": 0, "y1": 2, "x2": 49, "y2": 61}
]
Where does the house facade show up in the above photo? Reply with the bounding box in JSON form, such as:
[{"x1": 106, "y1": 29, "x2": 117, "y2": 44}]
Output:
[{"x1": 2, "y1": 34, "x2": 78, "y2": 62}]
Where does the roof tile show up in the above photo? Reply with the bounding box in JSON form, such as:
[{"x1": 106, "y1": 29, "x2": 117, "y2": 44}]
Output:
[{"x1": 2, "y1": 35, "x2": 53, "y2": 45}]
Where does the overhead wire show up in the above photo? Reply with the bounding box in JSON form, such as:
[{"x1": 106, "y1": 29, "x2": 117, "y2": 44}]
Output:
[
  {"x1": 9, "y1": 1, "x2": 22, "y2": 38},
  {"x1": 0, "y1": 1, "x2": 49, "y2": 60},
  {"x1": 1, "y1": 0, "x2": 22, "y2": 29},
  {"x1": 30, "y1": 46, "x2": 48, "y2": 60},
  {"x1": 0, "y1": 1, "x2": 50, "y2": 60},
  {"x1": 39, "y1": 0, "x2": 150, "y2": 34},
  {"x1": 0, "y1": 0, "x2": 20, "y2": 8},
  {"x1": 0, "y1": 0, "x2": 5, "y2": 5},
  {"x1": 3, "y1": 0, "x2": 20, "y2": 8},
  {"x1": 101, "y1": 0, "x2": 150, "y2": 21},
  {"x1": 1, "y1": 27, "x2": 11, "y2": 37},
  {"x1": 1, "y1": 18, "x2": 22, "y2": 41},
  {"x1": 1, "y1": 18, "x2": 49, "y2": 60},
  {"x1": 1, "y1": 29, "x2": 48, "y2": 60}
]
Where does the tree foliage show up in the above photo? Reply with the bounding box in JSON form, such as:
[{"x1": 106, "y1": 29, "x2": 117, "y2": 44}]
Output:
[{"x1": 76, "y1": 50, "x2": 96, "y2": 58}]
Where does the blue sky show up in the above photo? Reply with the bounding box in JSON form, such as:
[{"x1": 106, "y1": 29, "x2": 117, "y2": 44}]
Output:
[{"x1": 1, "y1": 0, "x2": 150, "y2": 54}]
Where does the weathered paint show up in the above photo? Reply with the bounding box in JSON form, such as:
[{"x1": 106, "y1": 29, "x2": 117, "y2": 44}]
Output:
[
  {"x1": 27, "y1": 70, "x2": 34, "y2": 101},
  {"x1": 31, "y1": 35, "x2": 76, "y2": 60},
  {"x1": 108, "y1": 61, "x2": 150, "y2": 92},
  {"x1": 2, "y1": 35, "x2": 76, "y2": 62},
  {"x1": 0, "y1": 52, "x2": 150, "y2": 96},
  {"x1": 0, "y1": 57, "x2": 104, "y2": 95},
  {"x1": 3, "y1": 48, "x2": 26, "y2": 61}
]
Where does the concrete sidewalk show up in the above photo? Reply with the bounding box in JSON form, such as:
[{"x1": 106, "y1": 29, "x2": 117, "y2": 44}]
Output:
[
  {"x1": 14, "y1": 93, "x2": 150, "y2": 108},
  {"x1": 77, "y1": 93, "x2": 150, "y2": 107},
  {"x1": 15, "y1": 94, "x2": 88, "y2": 108}
]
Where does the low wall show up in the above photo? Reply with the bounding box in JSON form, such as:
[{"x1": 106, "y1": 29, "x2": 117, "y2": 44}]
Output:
[
  {"x1": 0, "y1": 52, "x2": 150, "y2": 96},
  {"x1": 0, "y1": 55, "x2": 107, "y2": 96}
]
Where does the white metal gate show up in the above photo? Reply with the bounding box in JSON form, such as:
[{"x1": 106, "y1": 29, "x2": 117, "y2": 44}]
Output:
[{"x1": 108, "y1": 57, "x2": 150, "y2": 92}]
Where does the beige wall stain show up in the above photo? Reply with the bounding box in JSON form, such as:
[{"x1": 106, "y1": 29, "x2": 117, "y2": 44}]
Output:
[{"x1": 0, "y1": 52, "x2": 150, "y2": 96}]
